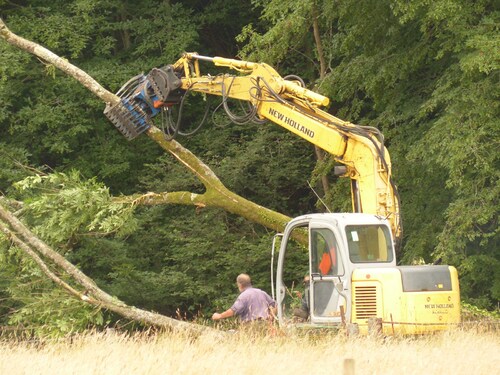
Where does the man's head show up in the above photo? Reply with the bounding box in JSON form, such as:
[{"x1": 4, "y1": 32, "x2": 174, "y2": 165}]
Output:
[{"x1": 236, "y1": 273, "x2": 252, "y2": 291}]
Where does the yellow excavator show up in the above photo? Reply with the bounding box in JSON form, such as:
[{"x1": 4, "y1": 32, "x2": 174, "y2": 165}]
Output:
[{"x1": 104, "y1": 53, "x2": 460, "y2": 334}]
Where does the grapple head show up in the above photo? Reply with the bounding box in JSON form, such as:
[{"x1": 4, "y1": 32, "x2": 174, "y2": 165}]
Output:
[
  {"x1": 104, "y1": 66, "x2": 182, "y2": 140},
  {"x1": 103, "y1": 98, "x2": 151, "y2": 141}
]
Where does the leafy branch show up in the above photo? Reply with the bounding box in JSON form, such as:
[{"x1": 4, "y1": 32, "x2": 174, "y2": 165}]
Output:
[
  {"x1": 0, "y1": 17, "x2": 292, "y2": 234},
  {"x1": 0, "y1": 198, "x2": 213, "y2": 334}
]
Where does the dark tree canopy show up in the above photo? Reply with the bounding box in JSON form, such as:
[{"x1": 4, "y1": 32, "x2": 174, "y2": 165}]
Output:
[{"x1": 0, "y1": 0, "x2": 498, "y2": 334}]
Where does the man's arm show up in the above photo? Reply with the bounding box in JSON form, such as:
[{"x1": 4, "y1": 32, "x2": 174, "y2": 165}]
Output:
[
  {"x1": 212, "y1": 308, "x2": 235, "y2": 320},
  {"x1": 268, "y1": 305, "x2": 277, "y2": 319},
  {"x1": 267, "y1": 293, "x2": 277, "y2": 319}
]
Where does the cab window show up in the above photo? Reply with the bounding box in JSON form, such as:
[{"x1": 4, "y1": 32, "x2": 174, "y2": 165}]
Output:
[
  {"x1": 346, "y1": 225, "x2": 393, "y2": 263},
  {"x1": 310, "y1": 228, "x2": 344, "y2": 276}
]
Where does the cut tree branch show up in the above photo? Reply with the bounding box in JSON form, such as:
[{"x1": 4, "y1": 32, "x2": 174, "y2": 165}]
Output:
[
  {"x1": 0, "y1": 17, "x2": 291, "y2": 234},
  {"x1": 0, "y1": 200, "x2": 213, "y2": 334}
]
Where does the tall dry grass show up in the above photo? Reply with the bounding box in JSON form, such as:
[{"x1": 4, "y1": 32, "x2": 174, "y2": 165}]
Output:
[{"x1": 0, "y1": 328, "x2": 498, "y2": 375}]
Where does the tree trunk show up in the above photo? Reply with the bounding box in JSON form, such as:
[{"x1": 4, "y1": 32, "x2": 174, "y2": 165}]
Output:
[
  {"x1": 0, "y1": 17, "x2": 298, "y2": 332},
  {"x1": 0, "y1": 200, "x2": 212, "y2": 334},
  {"x1": 311, "y1": 4, "x2": 331, "y2": 201},
  {"x1": 0, "y1": 18, "x2": 292, "y2": 234}
]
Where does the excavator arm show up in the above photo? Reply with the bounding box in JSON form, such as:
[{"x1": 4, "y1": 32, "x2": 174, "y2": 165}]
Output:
[{"x1": 104, "y1": 53, "x2": 401, "y2": 244}]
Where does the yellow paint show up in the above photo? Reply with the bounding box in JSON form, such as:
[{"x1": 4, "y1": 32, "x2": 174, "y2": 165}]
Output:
[
  {"x1": 170, "y1": 53, "x2": 401, "y2": 242},
  {"x1": 351, "y1": 267, "x2": 460, "y2": 334}
]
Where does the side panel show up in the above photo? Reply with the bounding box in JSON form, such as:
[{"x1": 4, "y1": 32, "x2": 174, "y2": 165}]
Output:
[
  {"x1": 399, "y1": 266, "x2": 460, "y2": 334},
  {"x1": 351, "y1": 266, "x2": 460, "y2": 334}
]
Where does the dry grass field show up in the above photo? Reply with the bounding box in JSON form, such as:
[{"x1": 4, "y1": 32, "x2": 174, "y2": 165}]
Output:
[{"x1": 0, "y1": 328, "x2": 498, "y2": 375}]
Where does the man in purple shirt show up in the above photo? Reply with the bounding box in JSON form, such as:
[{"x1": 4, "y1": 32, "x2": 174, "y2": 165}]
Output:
[{"x1": 212, "y1": 274, "x2": 276, "y2": 323}]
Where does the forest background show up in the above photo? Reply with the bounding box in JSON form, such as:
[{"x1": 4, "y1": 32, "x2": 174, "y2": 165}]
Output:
[{"x1": 0, "y1": 0, "x2": 498, "y2": 335}]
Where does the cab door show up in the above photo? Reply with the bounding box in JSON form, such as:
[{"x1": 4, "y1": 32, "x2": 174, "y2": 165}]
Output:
[{"x1": 309, "y1": 224, "x2": 346, "y2": 324}]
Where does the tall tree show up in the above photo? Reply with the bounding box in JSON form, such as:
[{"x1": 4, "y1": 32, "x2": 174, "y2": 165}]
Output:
[
  {"x1": 0, "y1": 6, "x2": 308, "y2": 332},
  {"x1": 0, "y1": 1, "x2": 286, "y2": 332},
  {"x1": 237, "y1": 0, "x2": 499, "y2": 308}
]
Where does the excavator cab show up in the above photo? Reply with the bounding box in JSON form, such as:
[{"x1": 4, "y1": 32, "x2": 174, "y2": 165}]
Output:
[
  {"x1": 309, "y1": 227, "x2": 345, "y2": 321},
  {"x1": 275, "y1": 214, "x2": 350, "y2": 327}
]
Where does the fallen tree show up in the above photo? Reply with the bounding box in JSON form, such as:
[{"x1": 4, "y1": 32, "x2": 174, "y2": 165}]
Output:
[
  {"x1": 0, "y1": 18, "x2": 291, "y2": 233},
  {"x1": 0, "y1": 18, "x2": 296, "y2": 332},
  {"x1": 0, "y1": 198, "x2": 214, "y2": 334}
]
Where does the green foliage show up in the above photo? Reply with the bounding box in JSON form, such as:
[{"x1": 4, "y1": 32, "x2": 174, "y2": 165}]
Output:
[
  {"x1": 13, "y1": 171, "x2": 139, "y2": 245},
  {"x1": 237, "y1": 0, "x2": 314, "y2": 63},
  {"x1": 0, "y1": 144, "x2": 32, "y2": 192},
  {"x1": 239, "y1": 0, "x2": 500, "y2": 309},
  {"x1": 0, "y1": 240, "x2": 105, "y2": 336},
  {"x1": 0, "y1": 0, "x2": 202, "y2": 193},
  {"x1": 1, "y1": 0, "x2": 498, "y2": 337},
  {"x1": 7, "y1": 286, "x2": 105, "y2": 338},
  {"x1": 98, "y1": 206, "x2": 275, "y2": 317},
  {"x1": 310, "y1": 155, "x2": 352, "y2": 213},
  {"x1": 236, "y1": 0, "x2": 322, "y2": 82},
  {"x1": 187, "y1": 123, "x2": 317, "y2": 215},
  {"x1": 461, "y1": 301, "x2": 500, "y2": 321},
  {"x1": 190, "y1": 0, "x2": 260, "y2": 56}
]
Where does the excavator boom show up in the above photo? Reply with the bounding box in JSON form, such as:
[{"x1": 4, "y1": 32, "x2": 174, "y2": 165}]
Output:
[{"x1": 104, "y1": 53, "x2": 401, "y2": 244}]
